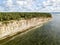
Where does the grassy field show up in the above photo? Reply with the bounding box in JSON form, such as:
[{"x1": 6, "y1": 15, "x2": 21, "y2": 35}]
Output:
[{"x1": 0, "y1": 12, "x2": 52, "y2": 22}]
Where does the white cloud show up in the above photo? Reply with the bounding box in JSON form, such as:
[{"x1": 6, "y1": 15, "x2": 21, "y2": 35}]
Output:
[
  {"x1": 42, "y1": 0, "x2": 60, "y2": 12},
  {"x1": 16, "y1": 0, "x2": 24, "y2": 6},
  {"x1": 3, "y1": 0, "x2": 34, "y2": 11},
  {"x1": 0, "y1": 0, "x2": 60, "y2": 12},
  {"x1": 43, "y1": 0, "x2": 52, "y2": 6},
  {"x1": 16, "y1": 0, "x2": 33, "y2": 8},
  {"x1": 6, "y1": 0, "x2": 13, "y2": 7}
]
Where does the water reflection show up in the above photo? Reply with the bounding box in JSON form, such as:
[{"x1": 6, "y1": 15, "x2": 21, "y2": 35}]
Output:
[{"x1": 2, "y1": 14, "x2": 60, "y2": 45}]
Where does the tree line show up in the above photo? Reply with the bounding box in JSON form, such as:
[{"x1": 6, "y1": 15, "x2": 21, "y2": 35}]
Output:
[{"x1": 0, "y1": 12, "x2": 52, "y2": 21}]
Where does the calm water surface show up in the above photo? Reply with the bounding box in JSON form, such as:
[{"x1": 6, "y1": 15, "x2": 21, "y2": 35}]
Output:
[{"x1": 1, "y1": 14, "x2": 60, "y2": 45}]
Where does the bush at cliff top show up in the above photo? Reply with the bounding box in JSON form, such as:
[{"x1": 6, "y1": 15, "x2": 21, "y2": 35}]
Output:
[{"x1": 0, "y1": 12, "x2": 52, "y2": 21}]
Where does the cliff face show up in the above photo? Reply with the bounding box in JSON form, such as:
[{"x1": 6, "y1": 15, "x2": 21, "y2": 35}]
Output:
[{"x1": 0, "y1": 18, "x2": 51, "y2": 40}]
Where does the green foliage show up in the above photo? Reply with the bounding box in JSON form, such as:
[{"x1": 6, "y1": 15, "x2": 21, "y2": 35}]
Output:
[
  {"x1": 2, "y1": 21, "x2": 9, "y2": 25},
  {"x1": 0, "y1": 12, "x2": 52, "y2": 22}
]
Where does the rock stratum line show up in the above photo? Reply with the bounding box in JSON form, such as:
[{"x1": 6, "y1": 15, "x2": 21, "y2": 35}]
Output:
[
  {"x1": 0, "y1": 12, "x2": 52, "y2": 40},
  {"x1": 0, "y1": 18, "x2": 51, "y2": 40}
]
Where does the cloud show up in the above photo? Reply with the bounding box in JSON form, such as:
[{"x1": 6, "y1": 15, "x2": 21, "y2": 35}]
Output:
[
  {"x1": 2, "y1": 0, "x2": 34, "y2": 11},
  {"x1": 5, "y1": 0, "x2": 13, "y2": 7},
  {"x1": 0, "y1": 0, "x2": 60, "y2": 12},
  {"x1": 41, "y1": 0, "x2": 60, "y2": 12},
  {"x1": 16, "y1": 0, "x2": 24, "y2": 6}
]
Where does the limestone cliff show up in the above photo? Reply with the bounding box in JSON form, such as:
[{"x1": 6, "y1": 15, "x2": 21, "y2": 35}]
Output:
[{"x1": 0, "y1": 18, "x2": 51, "y2": 40}]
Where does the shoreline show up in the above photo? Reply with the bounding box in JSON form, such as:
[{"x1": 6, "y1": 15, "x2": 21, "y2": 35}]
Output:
[{"x1": 0, "y1": 18, "x2": 51, "y2": 40}]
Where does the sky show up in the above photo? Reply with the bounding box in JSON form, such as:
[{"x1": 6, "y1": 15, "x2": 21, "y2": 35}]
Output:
[{"x1": 0, "y1": 0, "x2": 60, "y2": 12}]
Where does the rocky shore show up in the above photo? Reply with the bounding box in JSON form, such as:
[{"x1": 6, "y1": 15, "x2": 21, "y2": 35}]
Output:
[{"x1": 0, "y1": 18, "x2": 51, "y2": 40}]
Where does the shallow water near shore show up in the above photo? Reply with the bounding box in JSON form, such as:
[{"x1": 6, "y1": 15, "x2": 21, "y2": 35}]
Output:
[{"x1": 1, "y1": 14, "x2": 60, "y2": 45}]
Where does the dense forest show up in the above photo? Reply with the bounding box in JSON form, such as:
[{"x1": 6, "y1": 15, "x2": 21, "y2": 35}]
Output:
[{"x1": 0, "y1": 12, "x2": 52, "y2": 21}]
